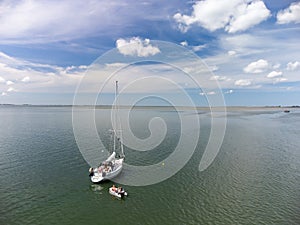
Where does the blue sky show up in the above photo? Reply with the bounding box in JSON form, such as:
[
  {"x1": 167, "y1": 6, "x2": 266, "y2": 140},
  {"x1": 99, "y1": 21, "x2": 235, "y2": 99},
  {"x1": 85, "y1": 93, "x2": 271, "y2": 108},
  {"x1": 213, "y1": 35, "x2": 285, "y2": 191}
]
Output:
[{"x1": 0, "y1": 0, "x2": 299, "y2": 106}]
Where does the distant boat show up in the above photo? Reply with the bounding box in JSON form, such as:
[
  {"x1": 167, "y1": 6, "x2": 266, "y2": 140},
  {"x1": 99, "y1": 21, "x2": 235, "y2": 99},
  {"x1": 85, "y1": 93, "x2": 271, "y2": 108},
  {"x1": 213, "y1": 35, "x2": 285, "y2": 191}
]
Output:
[
  {"x1": 89, "y1": 81, "x2": 125, "y2": 183},
  {"x1": 284, "y1": 110, "x2": 290, "y2": 113}
]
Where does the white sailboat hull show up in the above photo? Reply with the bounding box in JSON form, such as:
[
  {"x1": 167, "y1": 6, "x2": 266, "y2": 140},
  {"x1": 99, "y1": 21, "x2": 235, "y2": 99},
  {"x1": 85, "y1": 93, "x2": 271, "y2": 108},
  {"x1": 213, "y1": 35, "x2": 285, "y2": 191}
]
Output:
[{"x1": 90, "y1": 158, "x2": 124, "y2": 183}]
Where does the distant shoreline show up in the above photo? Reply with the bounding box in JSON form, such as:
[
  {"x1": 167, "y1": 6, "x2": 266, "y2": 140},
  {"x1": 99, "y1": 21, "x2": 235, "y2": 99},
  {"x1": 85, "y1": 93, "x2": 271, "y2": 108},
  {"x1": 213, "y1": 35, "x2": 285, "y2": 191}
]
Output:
[{"x1": 0, "y1": 104, "x2": 299, "y2": 111}]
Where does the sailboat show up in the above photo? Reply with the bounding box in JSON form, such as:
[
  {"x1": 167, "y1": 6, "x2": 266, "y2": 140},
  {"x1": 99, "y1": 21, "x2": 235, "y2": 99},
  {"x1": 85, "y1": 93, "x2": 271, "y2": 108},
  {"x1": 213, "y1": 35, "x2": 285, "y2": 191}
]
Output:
[{"x1": 89, "y1": 81, "x2": 125, "y2": 183}]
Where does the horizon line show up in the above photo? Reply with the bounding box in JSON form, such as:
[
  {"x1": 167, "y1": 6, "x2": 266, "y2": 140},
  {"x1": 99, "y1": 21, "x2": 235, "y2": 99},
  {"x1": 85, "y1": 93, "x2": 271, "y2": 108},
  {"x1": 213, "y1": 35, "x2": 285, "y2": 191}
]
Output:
[{"x1": 0, "y1": 104, "x2": 299, "y2": 108}]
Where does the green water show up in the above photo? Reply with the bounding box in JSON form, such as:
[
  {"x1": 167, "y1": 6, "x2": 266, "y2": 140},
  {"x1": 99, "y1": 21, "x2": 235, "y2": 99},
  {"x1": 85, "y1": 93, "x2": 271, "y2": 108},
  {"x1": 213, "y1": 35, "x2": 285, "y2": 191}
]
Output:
[{"x1": 0, "y1": 106, "x2": 300, "y2": 225}]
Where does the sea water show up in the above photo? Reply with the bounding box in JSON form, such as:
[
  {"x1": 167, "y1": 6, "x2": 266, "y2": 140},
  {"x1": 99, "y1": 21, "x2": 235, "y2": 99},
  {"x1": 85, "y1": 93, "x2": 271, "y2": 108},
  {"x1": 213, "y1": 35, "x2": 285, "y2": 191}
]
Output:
[{"x1": 0, "y1": 106, "x2": 299, "y2": 225}]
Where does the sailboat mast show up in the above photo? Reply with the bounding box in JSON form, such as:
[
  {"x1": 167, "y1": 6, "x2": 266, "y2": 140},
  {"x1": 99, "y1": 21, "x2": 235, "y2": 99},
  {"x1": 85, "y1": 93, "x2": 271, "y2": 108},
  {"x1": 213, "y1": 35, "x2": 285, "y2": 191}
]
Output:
[
  {"x1": 114, "y1": 81, "x2": 124, "y2": 157},
  {"x1": 113, "y1": 81, "x2": 118, "y2": 153}
]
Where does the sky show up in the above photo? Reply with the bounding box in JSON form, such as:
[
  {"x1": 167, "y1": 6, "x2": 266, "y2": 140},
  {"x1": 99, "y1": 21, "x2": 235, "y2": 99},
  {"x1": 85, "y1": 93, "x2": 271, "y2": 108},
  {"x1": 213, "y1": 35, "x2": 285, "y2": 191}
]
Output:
[{"x1": 0, "y1": 0, "x2": 299, "y2": 106}]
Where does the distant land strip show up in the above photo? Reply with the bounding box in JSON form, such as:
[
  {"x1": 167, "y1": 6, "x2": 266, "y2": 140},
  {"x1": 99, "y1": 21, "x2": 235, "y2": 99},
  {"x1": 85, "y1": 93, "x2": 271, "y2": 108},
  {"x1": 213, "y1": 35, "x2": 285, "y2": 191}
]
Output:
[{"x1": 0, "y1": 104, "x2": 299, "y2": 111}]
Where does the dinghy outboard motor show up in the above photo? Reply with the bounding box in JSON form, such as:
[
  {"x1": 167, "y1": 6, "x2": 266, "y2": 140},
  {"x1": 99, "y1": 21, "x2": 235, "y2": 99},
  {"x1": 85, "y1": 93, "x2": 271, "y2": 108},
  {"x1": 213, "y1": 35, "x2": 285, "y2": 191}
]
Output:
[
  {"x1": 89, "y1": 167, "x2": 94, "y2": 177},
  {"x1": 119, "y1": 187, "x2": 125, "y2": 197}
]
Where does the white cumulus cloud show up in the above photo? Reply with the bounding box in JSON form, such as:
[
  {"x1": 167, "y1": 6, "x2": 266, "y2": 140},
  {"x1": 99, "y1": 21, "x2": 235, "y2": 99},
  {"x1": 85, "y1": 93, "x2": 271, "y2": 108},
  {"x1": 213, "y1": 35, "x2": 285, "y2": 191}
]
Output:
[
  {"x1": 267, "y1": 71, "x2": 282, "y2": 78},
  {"x1": 116, "y1": 37, "x2": 160, "y2": 57},
  {"x1": 210, "y1": 75, "x2": 229, "y2": 81},
  {"x1": 225, "y1": 1, "x2": 270, "y2": 33},
  {"x1": 286, "y1": 61, "x2": 300, "y2": 71},
  {"x1": 274, "y1": 77, "x2": 287, "y2": 83},
  {"x1": 6, "y1": 80, "x2": 14, "y2": 85},
  {"x1": 193, "y1": 44, "x2": 206, "y2": 52},
  {"x1": 228, "y1": 50, "x2": 236, "y2": 56},
  {"x1": 277, "y1": 2, "x2": 300, "y2": 24},
  {"x1": 234, "y1": 79, "x2": 251, "y2": 86},
  {"x1": 1, "y1": 92, "x2": 7, "y2": 96},
  {"x1": 105, "y1": 63, "x2": 128, "y2": 69},
  {"x1": 7, "y1": 87, "x2": 15, "y2": 92},
  {"x1": 0, "y1": 51, "x2": 84, "y2": 94},
  {"x1": 173, "y1": 0, "x2": 270, "y2": 33},
  {"x1": 21, "y1": 76, "x2": 30, "y2": 82},
  {"x1": 180, "y1": 41, "x2": 188, "y2": 46},
  {"x1": 244, "y1": 59, "x2": 269, "y2": 73},
  {"x1": 0, "y1": 76, "x2": 5, "y2": 83}
]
